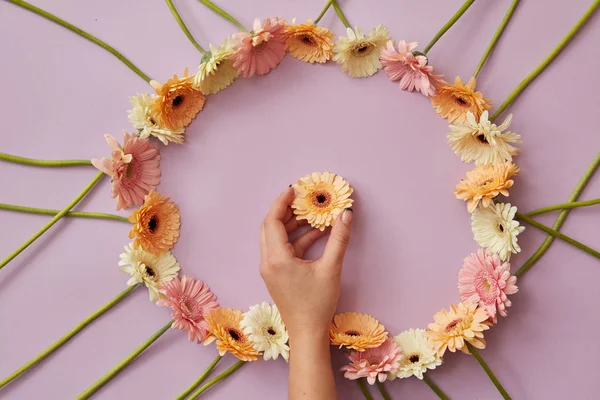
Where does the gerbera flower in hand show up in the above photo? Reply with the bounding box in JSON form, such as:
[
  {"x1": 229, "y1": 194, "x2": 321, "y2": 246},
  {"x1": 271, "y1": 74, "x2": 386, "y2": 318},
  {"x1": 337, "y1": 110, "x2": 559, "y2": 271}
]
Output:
[
  {"x1": 241, "y1": 302, "x2": 289, "y2": 361},
  {"x1": 127, "y1": 93, "x2": 184, "y2": 145},
  {"x1": 231, "y1": 17, "x2": 286, "y2": 78},
  {"x1": 454, "y1": 162, "x2": 519, "y2": 213},
  {"x1": 330, "y1": 312, "x2": 388, "y2": 351},
  {"x1": 193, "y1": 37, "x2": 239, "y2": 95},
  {"x1": 333, "y1": 25, "x2": 390, "y2": 78},
  {"x1": 91, "y1": 132, "x2": 160, "y2": 210},
  {"x1": 341, "y1": 338, "x2": 402, "y2": 385},
  {"x1": 128, "y1": 191, "x2": 180, "y2": 254},
  {"x1": 380, "y1": 40, "x2": 445, "y2": 97},
  {"x1": 431, "y1": 76, "x2": 492, "y2": 123},
  {"x1": 472, "y1": 202, "x2": 525, "y2": 261},
  {"x1": 283, "y1": 19, "x2": 335, "y2": 63},
  {"x1": 292, "y1": 171, "x2": 354, "y2": 231},
  {"x1": 205, "y1": 308, "x2": 261, "y2": 362},
  {"x1": 459, "y1": 249, "x2": 518, "y2": 323},
  {"x1": 391, "y1": 329, "x2": 441, "y2": 380}
]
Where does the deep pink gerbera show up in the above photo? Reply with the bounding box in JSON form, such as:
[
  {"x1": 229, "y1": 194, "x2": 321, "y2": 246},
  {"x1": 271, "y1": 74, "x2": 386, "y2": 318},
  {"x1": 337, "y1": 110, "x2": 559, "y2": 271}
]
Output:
[
  {"x1": 231, "y1": 17, "x2": 286, "y2": 77},
  {"x1": 341, "y1": 338, "x2": 403, "y2": 385}
]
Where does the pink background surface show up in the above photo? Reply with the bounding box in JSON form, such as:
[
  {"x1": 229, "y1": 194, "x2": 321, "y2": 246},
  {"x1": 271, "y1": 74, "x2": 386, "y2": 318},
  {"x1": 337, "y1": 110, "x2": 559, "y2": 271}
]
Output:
[{"x1": 1, "y1": 0, "x2": 600, "y2": 399}]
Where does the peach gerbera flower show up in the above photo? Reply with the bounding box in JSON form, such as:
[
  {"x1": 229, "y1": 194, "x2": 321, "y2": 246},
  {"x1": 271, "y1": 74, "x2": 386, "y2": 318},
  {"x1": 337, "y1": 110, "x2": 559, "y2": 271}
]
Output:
[
  {"x1": 459, "y1": 249, "x2": 518, "y2": 323},
  {"x1": 425, "y1": 302, "x2": 490, "y2": 357},
  {"x1": 283, "y1": 19, "x2": 335, "y2": 63},
  {"x1": 231, "y1": 17, "x2": 287, "y2": 78},
  {"x1": 341, "y1": 338, "x2": 403, "y2": 385},
  {"x1": 431, "y1": 76, "x2": 492, "y2": 123},
  {"x1": 128, "y1": 191, "x2": 180, "y2": 254},
  {"x1": 150, "y1": 68, "x2": 206, "y2": 130},
  {"x1": 330, "y1": 312, "x2": 388, "y2": 351},
  {"x1": 455, "y1": 162, "x2": 519, "y2": 213},
  {"x1": 204, "y1": 308, "x2": 261, "y2": 362},
  {"x1": 292, "y1": 171, "x2": 354, "y2": 231},
  {"x1": 92, "y1": 132, "x2": 160, "y2": 210}
]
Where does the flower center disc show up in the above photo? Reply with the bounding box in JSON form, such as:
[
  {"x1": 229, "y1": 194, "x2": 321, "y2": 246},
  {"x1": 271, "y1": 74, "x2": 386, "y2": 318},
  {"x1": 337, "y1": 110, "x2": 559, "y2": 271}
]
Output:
[{"x1": 351, "y1": 42, "x2": 375, "y2": 57}]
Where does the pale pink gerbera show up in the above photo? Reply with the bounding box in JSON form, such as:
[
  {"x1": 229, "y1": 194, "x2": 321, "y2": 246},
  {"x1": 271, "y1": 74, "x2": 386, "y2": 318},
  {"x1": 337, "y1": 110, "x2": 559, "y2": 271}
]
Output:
[
  {"x1": 458, "y1": 249, "x2": 518, "y2": 323},
  {"x1": 156, "y1": 276, "x2": 219, "y2": 343},
  {"x1": 341, "y1": 339, "x2": 403, "y2": 385},
  {"x1": 380, "y1": 40, "x2": 445, "y2": 97},
  {"x1": 92, "y1": 132, "x2": 161, "y2": 210},
  {"x1": 231, "y1": 17, "x2": 286, "y2": 77}
]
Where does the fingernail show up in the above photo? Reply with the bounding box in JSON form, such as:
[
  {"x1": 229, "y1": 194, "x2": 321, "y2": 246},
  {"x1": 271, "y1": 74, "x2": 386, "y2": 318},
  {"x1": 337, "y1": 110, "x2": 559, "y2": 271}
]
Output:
[
  {"x1": 342, "y1": 208, "x2": 353, "y2": 225},
  {"x1": 289, "y1": 184, "x2": 292, "y2": 187}
]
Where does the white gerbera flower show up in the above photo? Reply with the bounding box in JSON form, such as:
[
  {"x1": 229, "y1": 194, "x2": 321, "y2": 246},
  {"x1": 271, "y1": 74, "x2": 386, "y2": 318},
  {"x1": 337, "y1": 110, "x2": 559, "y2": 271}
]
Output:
[
  {"x1": 193, "y1": 37, "x2": 239, "y2": 95},
  {"x1": 448, "y1": 111, "x2": 521, "y2": 165},
  {"x1": 127, "y1": 93, "x2": 185, "y2": 145},
  {"x1": 119, "y1": 243, "x2": 180, "y2": 302},
  {"x1": 333, "y1": 25, "x2": 390, "y2": 78},
  {"x1": 241, "y1": 302, "x2": 289, "y2": 361},
  {"x1": 472, "y1": 202, "x2": 525, "y2": 261},
  {"x1": 390, "y1": 329, "x2": 441, "y2": 380}
]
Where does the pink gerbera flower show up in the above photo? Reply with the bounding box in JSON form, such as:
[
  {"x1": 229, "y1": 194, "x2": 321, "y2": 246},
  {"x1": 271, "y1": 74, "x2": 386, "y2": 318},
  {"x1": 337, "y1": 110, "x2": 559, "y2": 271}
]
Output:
[
  {"x1": 92, "y1": 132, "x2": 160, "y2": 210},
  {"x1": 341, "y1": 338, "x2": 403, "y2": 385},
  {"x1": 380, "y1": 40, "x2": 445, "y2": 97},
  {"x1": 157, "y1": 276, "x2": 220, "y2": 343},
  {"x1": 231, "y1": 17, "x2": 286, "y2": 77},
  {"x1": 458, "y1": 249, "x2": 518, "y2": 323}
]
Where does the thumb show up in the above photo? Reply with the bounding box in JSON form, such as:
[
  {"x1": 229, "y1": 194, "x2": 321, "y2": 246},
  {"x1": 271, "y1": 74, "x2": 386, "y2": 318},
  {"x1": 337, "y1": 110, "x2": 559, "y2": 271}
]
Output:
[{"x1": 322, "y1": 208, "x2": 353, "y2": 266}]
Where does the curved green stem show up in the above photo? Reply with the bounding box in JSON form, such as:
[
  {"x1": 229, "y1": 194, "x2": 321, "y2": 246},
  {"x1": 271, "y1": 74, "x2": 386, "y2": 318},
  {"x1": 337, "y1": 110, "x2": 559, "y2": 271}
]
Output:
[
  {"x1": 6, "y1": 0, "x2": 152, "y2": 82},
  {"x1": 0, "y1": 172, "x2": 104, "y2": 271},
  {"x1": 0, "y1": 286, "x2": 137, "y2": 389},
  {"x1": 314, "y1": 0, "x2": 334, "y2": 25},
  {"x1": 467, "y1": 344, "x2": 511, "y2": 400},
  {"x1": 516, "y1": 152, "x2": 600, "y2": 277},
  {"x1": 357, "y1": 379, "x2": 373, "y2": 400},
  {"x1": 423, "y1": 375, "x2": 450, "y2": 400},
  {"x1": 76, "y1": 320, "x2": 173, "y2": 399},
  {"x1": 0, "y1": 153, "x2": 92, "y2": 167},
  {"x1": 491, "y1": 0, "x2": 600, "y2": 121},
  {"x1": 165, "y1": 0, "x2": 206, "y2": 53},
  {"x1": 423, "y1": 0, "x2": 476, "y2": 54},
  {"x1": 525, "y1": 198, "x2": 600, "y2": 217},
  {"x1": 174, "y1": 355, "x2": 223, "y2": 400},
  {"x1": 187, "y1": 360, "x2": 245, "y2": 399},
  {"x1": 0, "y1": 203, "x2": 130, "y2": 223},
  {"x1": 376, "y1": 380, "x2": 392, "y2": 400},
  {"x1": 196, "y1": 0, "x2": 246, "y2": 31},
  {"x1": 332, "y1": 0, "x2": 351, "y2": 28},
  {"x1": 473, "y1": 0, "x2": 519, "y2": 78}
]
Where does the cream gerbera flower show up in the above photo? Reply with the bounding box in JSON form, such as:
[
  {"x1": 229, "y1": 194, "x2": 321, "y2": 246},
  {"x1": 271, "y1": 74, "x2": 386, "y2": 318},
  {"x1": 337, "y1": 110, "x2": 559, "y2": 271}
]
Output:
[
  {"x1": 119, "y1": 243, "x2": 180, "y2": 302},
  {"x1": 390, "y1": 329, "x2": 442, "y2": 380},
  {"x1": 193, "y1": 38, "x2": 239, "y2": 95},
  {"x1": 333, "y1": 25, "x2": 390, "y2": 78},
  {"x1": 292, "y1": 171, "x2": 354, "y2": 231},
  {"x1": 241, "y1": 302, "x2": 289, "y2": 361},
  {"x1": 472, "y1": 202, "x2": 525, "y2": 261},
  {"x1": 127, "y1": 94, "x2": 185, "y2": 145},
  {"x1": 330, "y1": 312, "x2": 388, "y2": 351},
  {"x1": 448, "y1": 111, "x2": 521, "y2": 165}
]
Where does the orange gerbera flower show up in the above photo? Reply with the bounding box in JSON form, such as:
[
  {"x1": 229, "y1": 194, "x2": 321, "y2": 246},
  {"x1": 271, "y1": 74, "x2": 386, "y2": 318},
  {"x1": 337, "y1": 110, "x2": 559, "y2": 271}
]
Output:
[
  {"x1": 128, "y1": 191, "x2": 180, "y2": 253},
  {"x1": 330, "y1": 312, "x2": 388, "y2": 351},
  {"x1": 150, "y1": 68, "x2": 205, "y2": 130},
  {"x1": 455, "y1": 162, "x2": 519, "y2": 213},
  {"x1": 431, "y1": 76, "x2": 492, "y2": 123},
  {"x1": 204, "y1": 308, "x2": 261, "y2": 362},
  {"x1": 283, "y1": 20, "x2": 335, "y2": 63}
]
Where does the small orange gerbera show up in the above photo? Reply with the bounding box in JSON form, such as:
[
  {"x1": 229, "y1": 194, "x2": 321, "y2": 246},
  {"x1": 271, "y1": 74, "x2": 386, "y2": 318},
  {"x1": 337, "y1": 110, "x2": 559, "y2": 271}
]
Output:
[
  {"x1": 283, "y1": 20, "x2": 335, "y2": 63},
  {"x1": 330, "y1": 312, "x2": 388, "y2": 351},
  {"x1": 431, "y1": 76, "x2": 492, "y2": 123},
  {"x1": 150, "y1": 68, "x2": 205, "y2": 130},
  {"x1": 455, "y1": 161, "x2": 519, "y2": 213},
  {"x1": 128, "y1": 191, "x2": 180, "y2": 253},
  {"x1": 204, "y1": 308, "x2": 261, "y2": 362}
]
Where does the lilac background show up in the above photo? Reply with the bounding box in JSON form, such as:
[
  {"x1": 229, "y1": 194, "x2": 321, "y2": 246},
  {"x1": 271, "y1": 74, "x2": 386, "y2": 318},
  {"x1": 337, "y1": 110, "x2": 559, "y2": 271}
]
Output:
[{"x1": 1, "y1": 0, "x2": 599, "y2": 398}]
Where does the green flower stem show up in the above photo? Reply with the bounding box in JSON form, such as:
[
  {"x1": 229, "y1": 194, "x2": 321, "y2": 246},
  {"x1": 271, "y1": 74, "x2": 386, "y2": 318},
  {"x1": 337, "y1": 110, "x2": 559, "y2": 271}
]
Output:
[
  {"x1": 357, "y1": 379, "x2": 374, "y2": 400},
  {"x1": 165, "y1": 0, "x2": 206, "y2": 53},
  {"x1": 0, "y1": 286, "x2": 137, "y2": 389},
  {"x1": 332, "y1": 0, "x2": 351, "y2": 28},
  {"x1": 174, "y1": 355, "x2": 223, "y2": 400},
  {"x1": 516, "y1": 212, "x2": 600, "y2": 260},
  {"x1": 423, "y1": 0, "x2": 476, "y2": 54},
  {"x1": 76, "y1": 320, "x2": 173, "y2": 400},
  {"x1": 525, "y1": 198, "x2": 600, "y2": 217},
  {"x1": 314, "y1": 0, "x2": 334, "y2": 25},
  {"x1": 0, "y1": 153, "x2": 92, "y2": 167},
  {"x1": 467, "y1": 344, "x2": 511, "y2": 400},
  {"x1": 423, "y1": 375, "x2": 450, "y2": 400},
  {"x1": 516, "y1": 152, "x2": 600, "y2": 277},
  {"x1": 0, "y1": 172, "x2": 104, "y2": 271},
  {"x1": 187, "y1": 360, "x2": 245, "y2": 399},
  {"x1": 491, "y1": 0, "x2": 600, "y2": 121},
  {"x1": 473, "y1": 0, "x2": 519, "y2": 78},
  {"x1": 6, "y1": 0, "x2": 152, "y2": 82},
  {"x1": 0, "y1": 203, "x2": 130, "y2": 223},
  {"x1": 376, "y1": 380, "x2": 392, "y2": 400},
  {"x1": 197, "y1": 0, "x2": 247, "y2": 32}
]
